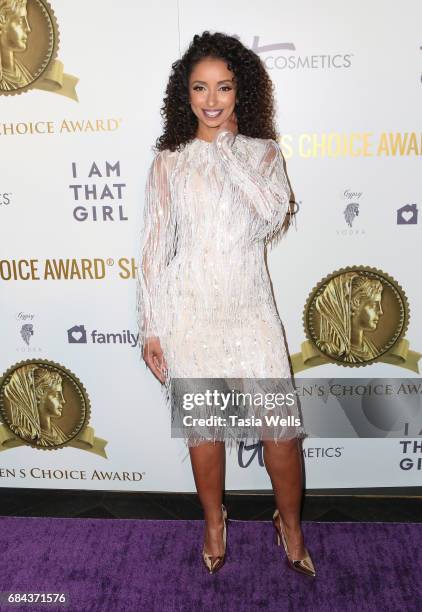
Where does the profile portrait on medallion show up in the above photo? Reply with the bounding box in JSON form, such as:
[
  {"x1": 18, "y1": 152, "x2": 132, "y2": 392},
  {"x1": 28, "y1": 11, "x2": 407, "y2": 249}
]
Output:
[
  {"x1": 304, "y1": 267, "x2": 409, "y2": 367},
  {"x1": 0, "y1": 0, "x2": 33, "y2": 90},
  {"x1": 315, "y1": 272, "x2": 383, "y2": 363},
  {"x1": 0, "y1": 0, "x2": 58, "y2": 95},
  {"x1": 3, "y1": 364, "x2": 68, "y2": 446},
  {"x1": 0, "y1": 361, "x2": 89, "y2": 449}
]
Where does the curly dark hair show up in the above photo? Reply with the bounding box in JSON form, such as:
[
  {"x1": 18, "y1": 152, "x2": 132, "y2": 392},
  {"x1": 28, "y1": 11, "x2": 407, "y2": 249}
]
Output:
[{"x1": 155, "y1": 31, "x2": 278, "y2": 152}]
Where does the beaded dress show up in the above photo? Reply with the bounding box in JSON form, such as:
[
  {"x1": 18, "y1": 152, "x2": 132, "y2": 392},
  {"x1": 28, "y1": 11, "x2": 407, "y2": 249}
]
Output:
[{"x1": 136, "y1": 129, "x2": 305, "y2": 446}]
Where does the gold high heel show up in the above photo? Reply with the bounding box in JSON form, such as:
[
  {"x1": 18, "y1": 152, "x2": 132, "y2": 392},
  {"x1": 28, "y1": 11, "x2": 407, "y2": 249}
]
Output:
[
  {"x1": 202, "y1": 504, "x2": 228, "y2": 574},
  {"x1": 272, "y1": 509, "x2": 316, "y2": 577}
]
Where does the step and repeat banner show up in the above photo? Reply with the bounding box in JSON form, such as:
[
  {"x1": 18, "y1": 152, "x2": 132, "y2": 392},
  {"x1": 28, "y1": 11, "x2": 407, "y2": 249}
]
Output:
[{"x1": 1, "y1": 0, "x2": 421, "y2": 491}]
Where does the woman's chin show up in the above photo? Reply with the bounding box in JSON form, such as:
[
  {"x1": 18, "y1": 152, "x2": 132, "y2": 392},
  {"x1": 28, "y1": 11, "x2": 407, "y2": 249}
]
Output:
[
  {"x1": 198, "y1": 115, "x2": 230, "y2": 129},
  {"x1": 200, "y1": 120, "x2": 223, "y2": 129}
]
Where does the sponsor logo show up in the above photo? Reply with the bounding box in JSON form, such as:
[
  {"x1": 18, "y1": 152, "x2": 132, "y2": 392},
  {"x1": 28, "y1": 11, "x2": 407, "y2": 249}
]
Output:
[
  {"x1": 303, "y1": 267, "x2": 409, "y2": 367},
  {"x1": 291, "y1": 266, "x2": 421, "y2": 372},
  {"x1": 249, "y1": 36, "x2": 353, "y2": 70},
  {"x1": 279, "y1": 131, "x2": 422, "y2": 159},
  {"x1": 302, "y1": 446, "x2": 344, "y2": 458},
  {"x1": 67, "y1": 324, "x2": 138, "y2": 347},
  {"x1": 0, "y1": 257, "x2": 138, "y2": 281},
  {"x1": 237, "y1": 441, "x2": 344, "y2": 468},
  {"x1": 15, "y1": 312, "x2": 42, "y2": 354},
  {"x1": 20, "y1": 322, "x2": 33, "y2": 345},
  {"x1": 69, "y1": 160, "x2": 128, "y2": 222},
  {"x1": 397, "y1": 203, "x2": 418, "y2": 225},
  {"x1": 335, "y1": 189, "x2": 365, "y2": 236},
  {"x1": 0, "y1": 359, "x2": 107, "y2": 455},
  {"x1": 67, "y1": 324, "x2": 87, "y2": 344},
  {"x1": 0, "y1": 0, "x2": 78, "y2": 99},
  {"x1": 399, "y1": 440, "x2": 422, "y2": 471},
  {"x1": 0, "y1": 118, "x2": 122, "y2": 136}
]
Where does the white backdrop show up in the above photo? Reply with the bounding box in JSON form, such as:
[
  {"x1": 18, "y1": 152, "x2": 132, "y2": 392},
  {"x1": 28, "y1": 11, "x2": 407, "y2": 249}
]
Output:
[{"x1": 0, "y1": 0, "x2": 421, "y2": 491}]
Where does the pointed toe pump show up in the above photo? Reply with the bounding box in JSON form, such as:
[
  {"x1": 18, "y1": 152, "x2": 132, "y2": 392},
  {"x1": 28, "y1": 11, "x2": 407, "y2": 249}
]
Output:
[
  {"x1": 202, "y1": 504, "x2": 228, "y2": 575},
  {"x1": 272, "y1": 509, "x2": 316, "y2": 577}
]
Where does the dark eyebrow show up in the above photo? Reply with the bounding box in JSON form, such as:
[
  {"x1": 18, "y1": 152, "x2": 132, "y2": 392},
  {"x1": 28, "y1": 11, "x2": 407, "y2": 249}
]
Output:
[{"x1": 191, "y1": 79, "x2": 234, "y2": 85}]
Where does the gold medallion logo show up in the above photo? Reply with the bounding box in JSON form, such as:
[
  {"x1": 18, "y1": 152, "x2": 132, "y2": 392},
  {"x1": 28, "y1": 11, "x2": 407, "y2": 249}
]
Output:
[
  {"x1": 0, "y1": 0, "x2": 78, "y2": 99},
  {"x1": 0, "y1": 359, "x2": 107, "y2": 455},
  {"x1": 291, "y1": 266, "x2": 421, "y2": 372}
]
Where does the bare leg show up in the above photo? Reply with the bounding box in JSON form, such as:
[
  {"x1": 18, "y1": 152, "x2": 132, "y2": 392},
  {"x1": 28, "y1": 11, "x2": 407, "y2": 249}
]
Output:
[
  {"x1": 189, "y1": 441, "x2": 226, "y2": 556},
  {"x1": 262, "y1": 438, "x2": 306, "y2": 558}
]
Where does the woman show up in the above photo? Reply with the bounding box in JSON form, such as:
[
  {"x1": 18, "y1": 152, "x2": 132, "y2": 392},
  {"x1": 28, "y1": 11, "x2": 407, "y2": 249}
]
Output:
[{"x1": 137, "y1": 31, "x2": 315, "y2": 577}]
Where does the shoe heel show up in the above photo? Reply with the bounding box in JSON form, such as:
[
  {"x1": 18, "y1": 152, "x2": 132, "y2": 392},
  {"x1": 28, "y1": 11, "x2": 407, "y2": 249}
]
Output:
[{"x1": 202, "y1": 504, "x2": 228, "y2": 575}]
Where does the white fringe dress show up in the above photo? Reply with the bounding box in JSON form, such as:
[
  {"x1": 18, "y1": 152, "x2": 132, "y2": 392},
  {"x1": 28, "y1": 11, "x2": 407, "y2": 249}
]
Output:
[{"x1": 136, "y1": 129, "x2": 305, "y2": 447}]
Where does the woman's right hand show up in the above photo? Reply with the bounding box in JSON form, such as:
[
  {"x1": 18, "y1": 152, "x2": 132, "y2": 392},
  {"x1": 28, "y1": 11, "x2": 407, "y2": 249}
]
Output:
[
  {"x1": 143, "y1": 336, "x2": 168, "y2": 384},
  {"x1": 216, "y1": 111, "x2": 238, "y2": 138}
]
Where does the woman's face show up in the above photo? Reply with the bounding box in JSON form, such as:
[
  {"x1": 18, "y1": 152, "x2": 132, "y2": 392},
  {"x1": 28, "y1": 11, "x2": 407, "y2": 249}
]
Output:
[{"x1": 188, "y1": 57, "x2": 237, "y2": 137}]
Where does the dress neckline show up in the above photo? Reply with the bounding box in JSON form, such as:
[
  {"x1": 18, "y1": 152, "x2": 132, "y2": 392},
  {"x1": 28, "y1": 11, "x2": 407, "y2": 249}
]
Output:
[{"x1": 194, "y1": 137, "x2": 213, "y2": 145}]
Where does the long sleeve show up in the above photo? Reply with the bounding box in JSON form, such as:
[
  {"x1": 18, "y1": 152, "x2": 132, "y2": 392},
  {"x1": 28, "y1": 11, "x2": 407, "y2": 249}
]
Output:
[
  {"x1": 136, "y1": 151, "x2": 177, "y2": 355},
  {"x1": 213, "y1": 129, "x2": 291, "y2": 244}
]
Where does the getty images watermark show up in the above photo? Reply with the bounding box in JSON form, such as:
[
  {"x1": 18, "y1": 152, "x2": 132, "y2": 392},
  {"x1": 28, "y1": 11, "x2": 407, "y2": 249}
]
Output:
[
  {"x1": 170, "y1": 377, "x2": 304, "y2": 442},
  {"x1": 169, "y1": 377, "x2": 422, "y2": 441},
  {"x1": 181, "y1": 386, "x2": 300, "y2": 428}
]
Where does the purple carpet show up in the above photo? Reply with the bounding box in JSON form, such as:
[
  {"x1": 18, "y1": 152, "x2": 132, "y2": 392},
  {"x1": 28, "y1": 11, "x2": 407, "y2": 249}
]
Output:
[{"x1": 0, "y1": 517, "x2": 421, "y2": 612}]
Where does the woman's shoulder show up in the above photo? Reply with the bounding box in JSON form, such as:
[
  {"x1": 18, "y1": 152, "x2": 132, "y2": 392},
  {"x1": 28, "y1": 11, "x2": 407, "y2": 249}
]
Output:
[
  {"x1": 148, "y1": 146, "x2": 179, "y2": 173},
  {"x1": 237, "y1": 134, "x2": 281, "y2": 164},
  {"x1": 238, "y1": 133, "x2": 280, "y2": 153},
  {"x1": 151, "y1": 146, "x2": 179, "y2": 161}
]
